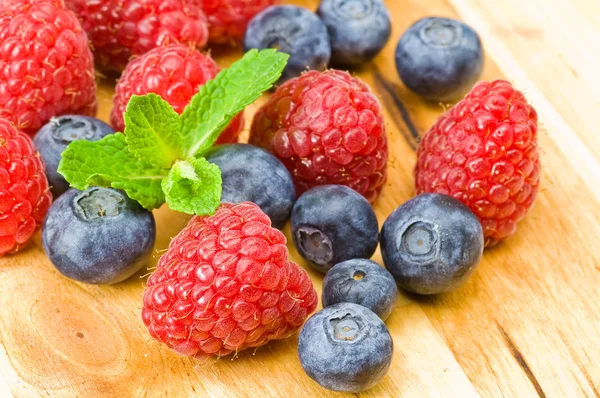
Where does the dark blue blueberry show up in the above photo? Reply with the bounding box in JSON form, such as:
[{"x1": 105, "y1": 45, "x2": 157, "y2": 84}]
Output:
[
  {"x1": 205, "y1": 144, "x2": 296, "y2": 229},
  {"x1": 244, "y1": 5, "x2": 331, "y2": 84},
  {"x1": 298, "y1": 302, "x2": 393, "y2": 392},
  {"x1": 317, "y1": 0, "x2": 391, "y2": 66},
  {"x1": 395, "y1": 17, "x2": 484, "y2": 102},
  {"x1": 380, "y1": 193, "x2": 484, "y2": 295},
  {"x1": 322, "y1": 259, "x2": 397, "y2": 320},
  {"x1": 33, "y1": 115, "x2": 114, "y2": 197},
  {"x1": 291, "y1": 185, "x2": 378, "y2": 273},
  {"x1": 42, "y1": 187, "x2": 156, "y2": 285}
]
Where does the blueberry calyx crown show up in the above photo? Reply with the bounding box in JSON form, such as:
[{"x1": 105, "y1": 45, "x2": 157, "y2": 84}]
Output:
[
  {"x1": 420, "y1": 19, "x2": 462, "y2": 48},
  {"x1": 296, "y1": 226, "x2": 333, "y2": 265},
  {"x1": 328, "y1": 312, "x2": 367, "y2": 342},
  {"x1": 333, "y1": 0, "x2": 374, "y2": 20},
  {"x1": 51, "y1": 116, "x2": 96, "y2": 143},
  {"x1": 74, "y1": 188, "x2": 125, "y2": 221},
  {"x1": 400, "y1": 221, "x2": 440, "y2": 263},
  {"x1": 352, "y1": 270, "x2": 366, "y2": 280}
]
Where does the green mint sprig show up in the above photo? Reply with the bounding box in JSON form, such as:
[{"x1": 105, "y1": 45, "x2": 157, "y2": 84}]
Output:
[{"x1": 58, "y1": 49, "x2": 289, "y2": 215}]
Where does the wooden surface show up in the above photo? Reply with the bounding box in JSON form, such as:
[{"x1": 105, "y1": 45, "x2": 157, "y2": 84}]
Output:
[{"x1": 0, "y1": 0, "x2": 599, "y2": 396}]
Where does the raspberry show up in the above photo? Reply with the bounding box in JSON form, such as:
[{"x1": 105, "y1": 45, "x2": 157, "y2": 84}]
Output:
[
  {"x1": 65, "y1": 0, "x2": 209, "y2": 73},
  {"x1": 415, "y1": 80, "x2": 541, "y2": 247},
  {"x1": 141, "y1": 202, "x2": 318, "y2": 358},
  {"x1": 249, "y1": 70, "x2": 388, "y2": 203},
  {"x1": 200, "y1": 0, "x2": 277, "y2": 45},
  {"x1": 0, "y1": 0, "x2": 97, "y2": 135},
  {"x1": 0, "y1": 119, "x2": 52, "y2": 256},
  {"x1": 111, "y1": 44, "x2": 243, "y2": 144}
]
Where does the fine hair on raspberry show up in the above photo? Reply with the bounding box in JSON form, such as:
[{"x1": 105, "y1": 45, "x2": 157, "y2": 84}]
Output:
[
  {"x1": 415, "y1": 80, "x2": 540, "y2": 246},
  {"x1": 64, "y1": 0, "x2": 209, "y2": 72},
  {"x1": 0, "y1": 119, "x2": 52, "y2": 255},
  {"x1": 111, "y1": 44, "x2": 243, "y2": 144},
  {"x1": 250, "y1": 70, "x2": 388, "y2": 203},
  {"x1": 142, "y1": 202, "x2": 318, "y2": 358},
  {"x1": 0, "y1": 0, "x2": 97, "y2": 135},
  {"x1": 200, "y1": 0, "x2": 277, "y2": 45}
]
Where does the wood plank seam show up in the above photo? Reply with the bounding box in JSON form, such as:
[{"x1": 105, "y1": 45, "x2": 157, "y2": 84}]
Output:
[
  {"x1": 557, "y1": 330, "x2": 600, "y2": 398},
  {"x1": 495, "y1": 321, "x2": 546, "y2": 398},
  {"x1": 372, "y1": 69, "x2": 421, "y2": 150},
  {"x1": 0, "y1": 1, "x2": 598, "y2": 396}
]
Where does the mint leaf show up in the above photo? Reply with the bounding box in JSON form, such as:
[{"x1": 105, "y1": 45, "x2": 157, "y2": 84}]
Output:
[
  {"x1": 162, "y1": 157, "x2": 222, "y2": 215},
  {"x1": 57, "y1": 50, "x2": 289, "y2": 216},
  {"x1": 124, "y1": 94, "x2": 183, "y2": 168},
  {"x1": 58, "y1": 134, "x2": 167, "y2": 209},
  {"x1": 181, "y1": 49, "x2": 288, "y2": 157}
]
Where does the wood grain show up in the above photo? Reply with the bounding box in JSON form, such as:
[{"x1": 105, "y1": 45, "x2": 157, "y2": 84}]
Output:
[{"x1": 0, "y1": 0, "x2": 599, "y2": 397}]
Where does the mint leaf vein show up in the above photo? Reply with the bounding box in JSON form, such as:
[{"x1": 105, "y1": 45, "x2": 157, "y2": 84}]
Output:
[
  {"x1": 181, "y1": 49, "x2": 289, "y2": 157},
  {"x1": 58, "y1": 134, "x2": 167, "y2": 209},
  {"x1": 58, "y1": 49, "x2": 289, "y2": 215},
  {"x1": 124, "y1": 94, "x2": 183, "y2": 168}
]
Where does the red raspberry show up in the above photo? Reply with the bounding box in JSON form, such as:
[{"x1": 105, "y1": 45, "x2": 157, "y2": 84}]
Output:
[
  {"x1": 0, "y1": 0, "x2": 97, "y2": 135},
  {"x1": 111, "y1": 44, "x2": 243, "y2": 145},
  {"x1": 249, "y1": 70, "x2": 388, "y2": 203},
  {"x1": 200, "y1": 0, "x2": 277, "y2": 45},
  {"x1": 415, "y1": 80, "x2": 541, "y2": 247},
  {"x1": 0, "y1": 120, "x2": 52, "y2": 256},
  {"x1": 141, "y1": 202, "x2": 318, "y2": 358},
  {"x1": 64, "y1": 0, "x2": 209, "y2": 73}
]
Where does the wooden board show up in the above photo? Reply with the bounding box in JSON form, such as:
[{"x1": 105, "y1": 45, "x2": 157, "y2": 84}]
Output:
[{"x1": 1, "y1": 0, "x2": 599, "y2": 396}]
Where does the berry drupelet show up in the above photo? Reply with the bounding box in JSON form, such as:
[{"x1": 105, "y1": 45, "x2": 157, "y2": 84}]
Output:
[
  {"x1": 142, "y1": 202, "x2": 318, "y2": 358},
  {"x1": 250, "y1": 70, "x2": 388, "y2": 203},
  {"x1": 0, "y1": 0, "x2": 97, "y2": 135},
  {"x1": 110, "y1": 44, "x2": 243, "y2": 144},
  {"x1": 415, "y1": 80, "x2": 540, "y2": 246},
  {"x1": 200, "y1": 0, "x2": 277, "y2": 45},
  {"x1": 0, "y1": 119, "x2": 52, "y2": 256},
  {"x1": 65, "y1": 0, "x2": 209, "y2": 73}
]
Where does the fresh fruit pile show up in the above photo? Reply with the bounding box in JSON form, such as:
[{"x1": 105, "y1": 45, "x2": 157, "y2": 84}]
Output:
[{"x1": 0, "y1": 0, "x2": 543, "y2": 394}]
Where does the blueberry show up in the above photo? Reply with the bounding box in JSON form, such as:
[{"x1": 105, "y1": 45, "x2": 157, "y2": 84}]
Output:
[
  {"x1": 322, "y1": 259, "x2": 397, "y2": 320},
  {"x1": 42, "y1": 187, "x2": 156, "y2": 285},
  {"x1": 395, "y1": 17, "x2": 484, "y2": 102},
  {"x1": 33, "y1": 115, "x2": 114, "y2": 197},
  {"x1": 298, "y1": 302, "x2": 393, "y2": 392},
  {"x1": 380, "y1": 193, "x2": 483, "y2": 295},
  {"x1": 244, "y1": 5, "x2": 331, "y2": 84},
  {"x1": 205, "y1": 144, "x2": 296, "y2": 229},
  {"x1": 317, "y1": 0, "x2": 391, "y2": 66},
  {"x1": 291, "y1": 185, "x2": 378, "y2": 273}
]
